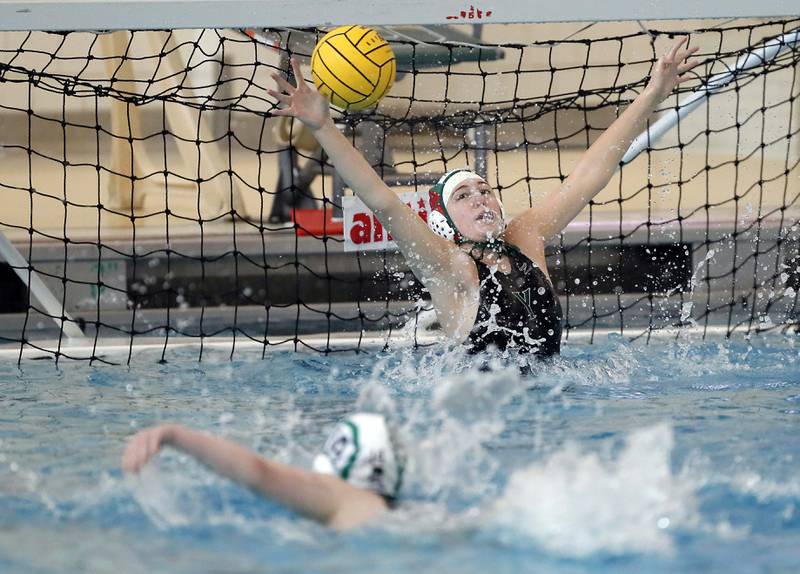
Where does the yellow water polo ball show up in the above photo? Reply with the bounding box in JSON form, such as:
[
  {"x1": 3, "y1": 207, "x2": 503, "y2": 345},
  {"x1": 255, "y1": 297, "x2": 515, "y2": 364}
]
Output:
[{"x1": 311, "y1": 25, "x2": 396, "y2": 111}]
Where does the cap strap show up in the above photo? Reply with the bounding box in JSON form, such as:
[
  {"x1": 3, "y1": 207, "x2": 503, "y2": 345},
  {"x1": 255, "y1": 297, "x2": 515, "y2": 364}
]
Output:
[{"x1": 430, "y1": 169, "x2": 481, "y2": 243}]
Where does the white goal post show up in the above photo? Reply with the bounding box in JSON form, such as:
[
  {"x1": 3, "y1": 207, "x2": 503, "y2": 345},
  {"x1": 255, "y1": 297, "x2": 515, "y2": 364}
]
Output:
[{"x1": 0, "y1": 0, "x2": 797, "y2": 31}]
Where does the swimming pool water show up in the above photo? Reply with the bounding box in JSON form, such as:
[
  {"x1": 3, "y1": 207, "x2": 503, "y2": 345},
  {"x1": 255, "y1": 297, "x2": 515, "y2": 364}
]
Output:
[{"x1": 0, "y1": 334, "x2": 798, "y2": 573}]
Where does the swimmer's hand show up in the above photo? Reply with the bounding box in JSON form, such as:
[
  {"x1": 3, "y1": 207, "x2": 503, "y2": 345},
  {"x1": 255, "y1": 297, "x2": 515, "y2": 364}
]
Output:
[
  {"x1": 269, "y1": 57, "x2": 332, "y2": 132},
  {"x1": 645, "y1": 36, "x2": 702, "y2": 102},
  {"x1": 122, "y1": 424, "x2": 176, "y2": 473}
]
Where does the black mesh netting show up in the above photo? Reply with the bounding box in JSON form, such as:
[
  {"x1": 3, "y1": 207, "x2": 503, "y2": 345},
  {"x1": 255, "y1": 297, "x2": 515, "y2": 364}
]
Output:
[{"x1": 0, "y1": 18, "x2": 798, "y2": 363}]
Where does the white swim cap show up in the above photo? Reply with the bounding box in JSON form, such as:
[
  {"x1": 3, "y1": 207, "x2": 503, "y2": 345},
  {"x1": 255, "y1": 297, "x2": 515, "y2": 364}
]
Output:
[{"x1": 312, "y1": 413, "x2": 404, "y2": 499}]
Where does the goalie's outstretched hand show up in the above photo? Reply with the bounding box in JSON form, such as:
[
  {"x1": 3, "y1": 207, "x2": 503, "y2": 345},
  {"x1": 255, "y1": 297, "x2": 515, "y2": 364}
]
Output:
[
  {"x1": 647, "y1": 36, "x2": 702, "y2": 101},
  {"x1": 269, "y1": 57, "x2": 332, "y2": 132}
]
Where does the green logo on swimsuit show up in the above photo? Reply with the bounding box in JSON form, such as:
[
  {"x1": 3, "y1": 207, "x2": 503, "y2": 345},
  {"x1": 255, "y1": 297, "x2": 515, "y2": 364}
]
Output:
[{"x1": 511, "y1": 287, "x2": 535, "y2": 317}]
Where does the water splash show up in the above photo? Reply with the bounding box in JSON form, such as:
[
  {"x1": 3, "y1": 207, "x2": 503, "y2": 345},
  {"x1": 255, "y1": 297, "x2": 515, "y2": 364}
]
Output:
[
  {"x1": 731, "y1": 471, "x2": 800, "y2": 501},
  {"x1": 407, "y1": 366, "x2": 525, "y2": 504},
  {"x1": 357, "y1": 357, "x2": 530, "y2": 508},
  {"x1": 491, "y1": 423, "x2": 699, "y2": 557},
  {"x1": 127, "y1": 464, "x2": 210, "y2": 529}
]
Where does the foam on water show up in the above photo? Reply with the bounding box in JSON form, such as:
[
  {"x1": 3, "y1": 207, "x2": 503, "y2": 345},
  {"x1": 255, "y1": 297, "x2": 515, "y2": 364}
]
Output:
[
  {"x1": 491, "y1": 423, "x2": 699, "y2": 557},
  {"x1": 731, "y1": 471, "x2": 800, "y2": 501}
]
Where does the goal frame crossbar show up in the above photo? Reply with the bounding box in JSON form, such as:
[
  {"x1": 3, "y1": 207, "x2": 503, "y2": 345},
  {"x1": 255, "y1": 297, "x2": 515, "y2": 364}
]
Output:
[{"x1": 0, "y1": 0, "x2": 798, "y2": 32}]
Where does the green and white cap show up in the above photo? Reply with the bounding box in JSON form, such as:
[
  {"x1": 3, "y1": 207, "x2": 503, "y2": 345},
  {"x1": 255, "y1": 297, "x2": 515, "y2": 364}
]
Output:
[{"x1": 312, "y1": 413, "x2": 404, "y2": 499}]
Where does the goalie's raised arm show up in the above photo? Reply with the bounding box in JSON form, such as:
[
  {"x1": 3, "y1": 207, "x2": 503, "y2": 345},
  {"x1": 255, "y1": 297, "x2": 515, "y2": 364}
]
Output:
[
  {"x1": 268, "y1": 58, "x2": 471, "y2": 301},
  {"x1": 507, "y1": 37, "x2": 702, "y2": 244},
  {"x1": 270, "y1": 57, "x2": 400, "y2": 216}
]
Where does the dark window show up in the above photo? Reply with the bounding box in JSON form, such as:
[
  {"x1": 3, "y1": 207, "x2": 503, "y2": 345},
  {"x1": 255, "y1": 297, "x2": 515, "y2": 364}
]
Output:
[
  {"x1": 0, "y1": 264, "x2": 28, "y2": 313},
  {"x1": 550, "y1": 243, "x2": 692, "y2": 295}
]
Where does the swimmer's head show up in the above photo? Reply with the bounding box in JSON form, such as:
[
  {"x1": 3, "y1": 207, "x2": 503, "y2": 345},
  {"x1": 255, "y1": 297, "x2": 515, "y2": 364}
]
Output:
[
  {"x1": 428, "y1": 169, "x2": 506, "y2": 243},
  {"x1": 312, "y1": 413, "x2": 404, "y2": 500}
]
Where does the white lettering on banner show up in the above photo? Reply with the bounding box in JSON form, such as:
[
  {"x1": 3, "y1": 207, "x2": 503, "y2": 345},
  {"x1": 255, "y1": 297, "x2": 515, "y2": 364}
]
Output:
[{"x1": 342, "y1": 191, "x2": 434, "y2": 252}]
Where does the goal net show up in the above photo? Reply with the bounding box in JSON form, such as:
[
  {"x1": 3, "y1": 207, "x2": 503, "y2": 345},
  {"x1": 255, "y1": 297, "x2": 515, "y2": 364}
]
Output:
[{"x1": 0, "y1": 16, "x2": 798, "y2": 361}]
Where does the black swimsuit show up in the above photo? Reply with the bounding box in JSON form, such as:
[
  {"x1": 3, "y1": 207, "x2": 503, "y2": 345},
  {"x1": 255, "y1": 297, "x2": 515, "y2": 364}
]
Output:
[{"x1": 465, "y1": 245, "x2": 562, "y2": 358}]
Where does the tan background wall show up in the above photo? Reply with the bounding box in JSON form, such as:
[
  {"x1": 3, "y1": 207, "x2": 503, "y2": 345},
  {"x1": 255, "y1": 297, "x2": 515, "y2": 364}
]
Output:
[{"x1": 0, "y1": 19, "x2": 797, "y2": 243}]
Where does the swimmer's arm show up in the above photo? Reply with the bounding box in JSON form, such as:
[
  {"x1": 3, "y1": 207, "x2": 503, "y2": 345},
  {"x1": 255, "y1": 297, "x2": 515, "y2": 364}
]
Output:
[
  {"x1": 509, "y1": 38, "x2": 701, "y2": 244},
  {"x1": 270, "y1": 58, "x2": 466, "y2": 284},
  {"x1": 122, "y1": 424, "x2": 387, "y2": 529}
]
